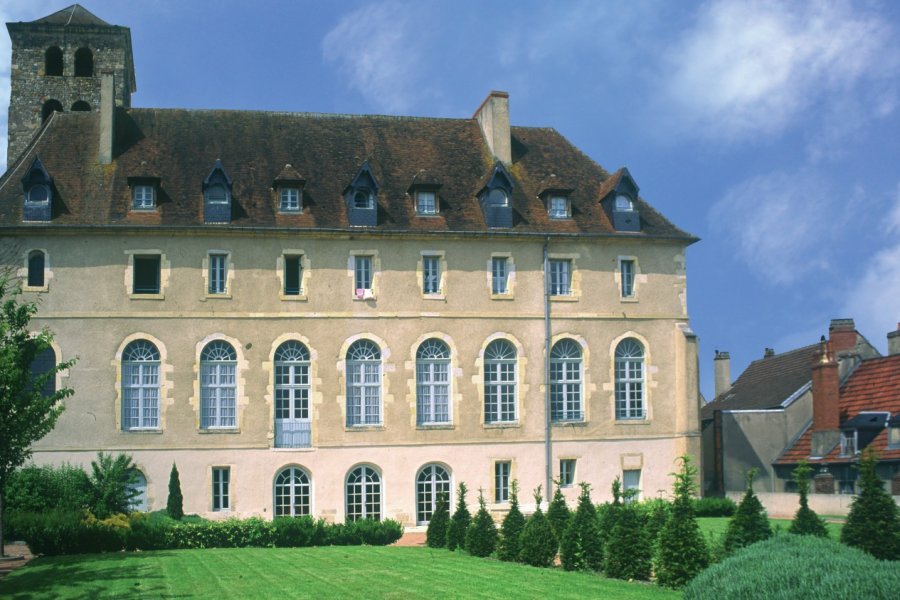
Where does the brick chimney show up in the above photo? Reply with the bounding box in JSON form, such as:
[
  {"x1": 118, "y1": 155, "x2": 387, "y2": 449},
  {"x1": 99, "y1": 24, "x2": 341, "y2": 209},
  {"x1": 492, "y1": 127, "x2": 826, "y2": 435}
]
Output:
[
  {"x1": 811, "y1": 337, "x2": 841, "y2": 457},
  {"x1": 888, "y1": 323, "x2": 900, "y2": 356},
  {"x1": 99, "y1": 71, "x2": 115, "y2": 165},
  {"x1": 474, "y1": 91, "x2": 511, "y2": 165},
  {"x1": 828, "y1": 318, "x2": 857, "y2": 353},
  {"x1": 714, "y1": 350, "x2": 731, "y2": 398}
]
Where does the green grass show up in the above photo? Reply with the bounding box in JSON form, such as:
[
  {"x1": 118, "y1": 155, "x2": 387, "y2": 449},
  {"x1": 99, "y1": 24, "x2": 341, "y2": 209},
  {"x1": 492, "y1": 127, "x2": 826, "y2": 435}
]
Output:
[
  {"x1": 0, "y1": 546, "x2": 680, "y2": 600},
  {"x1": 697, "y1": 517, "x2": 844, "y2": 539}
]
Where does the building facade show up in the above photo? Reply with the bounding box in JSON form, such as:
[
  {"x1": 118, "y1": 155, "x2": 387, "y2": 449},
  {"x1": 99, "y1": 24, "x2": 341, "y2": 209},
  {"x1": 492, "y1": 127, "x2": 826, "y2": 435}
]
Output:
[{"x1": 1, "y1": 5, "x2": 700, "y2": 524}]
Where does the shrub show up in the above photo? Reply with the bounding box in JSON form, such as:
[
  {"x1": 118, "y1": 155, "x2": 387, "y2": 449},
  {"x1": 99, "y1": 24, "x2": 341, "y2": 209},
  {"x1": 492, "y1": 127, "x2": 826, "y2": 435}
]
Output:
[
  {"x1": 841, "y1": 448, "x2": 900, "y2": 560},
  {"x1": 560, "y1": 482, "x2": 603, "y2": 571},
  {"x1": 654, "y1": 455, "x2": 708, "y2": 589},
  {"x1": 723, "y1": 468, "x2": 771, "y2": 554},
  {"x1": 637, "y1": 498, "x2": 669, "y2": 549},
  {"x1": 466, "y1": 490, "x2": 498, "y2": 557},
  {"x1": 497, "y1": 480, "x2": 525, "y2": 562},
  {"x1": 446, "y1": 482, "x2": 470, "y2": 551},
  {"x1": 789, "y1": 461, "x2": 828, "y2": 537},
  {"x1": 126, "y1": 512, "x2": 170, "y2": 550},
  {"x1": 596, "y1": 477, "x2": 622, "y2": 547},
  {"x1": 166, "y1": 463, "x2": 184, "y2": 521},
  {"x1": 518, "y1": 486, "x2": 557, "y2": 568},
  {"x1": 272, "y1": 516, "x2": 329, "y2": 547},
  {"x1": 16, "y1": 509, "x2": 83, "y2": 555},
  {"x1": 684, "y1": 534, "x2": 900, "y2": 600},
  {"x1": 425, "y1": 492, "x2": 449, "y2": 548},
  {"x1": 353, "y1": 518, "x2": 403, "y2": 546},
  {"x1": 546, "y1": 481, "x2": 570, "y2": 549},
  {"x1": 5, "y1": 464, "x2": 92, "y2": 514},
  {"x1": 90, "y1": 452, "x2": 139, "y2": 519},
  {"x1": 692, "y1": 496, "x2": 736, "y2": 517},
  {"x1": 604, "y1": 500, "x2": 651, "y2": 580}
]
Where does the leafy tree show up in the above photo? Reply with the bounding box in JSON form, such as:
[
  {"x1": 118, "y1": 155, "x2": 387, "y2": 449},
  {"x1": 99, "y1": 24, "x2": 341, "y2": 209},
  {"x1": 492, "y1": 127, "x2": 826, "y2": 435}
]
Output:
[
  {"x1": 560, "y1": 482, "x2": 603, "y2": 571},
  {"x1": 604, "y1": 497, "x2": 652, "y2": 581},
  {"x1": 167, "y1": 463, "x2": 184, "y2": 520},
  {"x1": 723, "y1": 468, "x2": 771, "y2": 553},
  {"x1": 0, "y1": 275, "x2": 75, "y2": 556},
  {"x1": 446, "y1": 482, "x2": 470, "y2": 551},
  {"x1": 546, "y1": 480, "x2": 570, "y2": 549},
  {"x1": 89, "y1": 452, "x2": 139, "y2": 519},
  {"x1": 426, "y1": 492, "x2": 450, "y2": 548},
  {"x1": 497, "y1": 480, "x2": 525, "y2": 561},
  {"x1": 654, "y1": 455, "x2": 709, "y2": 589},
  {"x1": 789, "y1": 461, "x2": 827, "y2": 537},
  {"x1": 841, "y1": 448, "x2": 900, "y2": 560},
  {"x1": 465, "y1": 489, "x2": 498, "y2": 557},
  {"x1": 5, "y1": 463, "x2": 91, "y2": 513},
  {"x1": 518, "y1": 486, "x2": 557, "y2": 567}
]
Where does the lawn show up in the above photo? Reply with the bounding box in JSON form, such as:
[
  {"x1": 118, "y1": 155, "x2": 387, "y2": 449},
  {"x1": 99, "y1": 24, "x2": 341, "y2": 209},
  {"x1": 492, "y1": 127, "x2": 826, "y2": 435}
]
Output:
[
  {"x1": 696, "y1": 517, "x2": 844, "y2": 539},
  {"x1": 0, "y1": 546, "x2": 680, "y2": 600}
]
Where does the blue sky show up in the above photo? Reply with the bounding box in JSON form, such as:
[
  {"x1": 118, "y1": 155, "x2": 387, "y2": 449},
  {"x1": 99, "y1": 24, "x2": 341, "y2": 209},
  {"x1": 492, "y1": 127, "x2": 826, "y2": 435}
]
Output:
[{"x1": 2, "y1": 0, "x2": 899, "y2": 398}]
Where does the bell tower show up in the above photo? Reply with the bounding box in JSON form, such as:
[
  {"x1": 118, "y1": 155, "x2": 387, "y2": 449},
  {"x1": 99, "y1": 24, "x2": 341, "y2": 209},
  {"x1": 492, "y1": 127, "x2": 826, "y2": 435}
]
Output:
[{"x1": 5, "y1": 4, "x2": 135, "y2": 166}]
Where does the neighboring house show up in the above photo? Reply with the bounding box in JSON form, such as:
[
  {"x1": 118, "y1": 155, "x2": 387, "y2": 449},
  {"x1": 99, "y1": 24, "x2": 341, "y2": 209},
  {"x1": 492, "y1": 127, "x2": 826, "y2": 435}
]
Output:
[
  {"x1": 0, "y1": 5, "x2": 701, "y2": 524},
  {"x1": 701, "y1": 319, "x2": 880, "y2": 494}
]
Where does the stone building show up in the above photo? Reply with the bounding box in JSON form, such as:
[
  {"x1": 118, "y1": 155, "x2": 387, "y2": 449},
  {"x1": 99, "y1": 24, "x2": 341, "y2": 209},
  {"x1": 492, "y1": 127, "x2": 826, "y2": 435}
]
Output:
[{"x1": 0, "y1": 5, "x2": 701, "y2": 524}]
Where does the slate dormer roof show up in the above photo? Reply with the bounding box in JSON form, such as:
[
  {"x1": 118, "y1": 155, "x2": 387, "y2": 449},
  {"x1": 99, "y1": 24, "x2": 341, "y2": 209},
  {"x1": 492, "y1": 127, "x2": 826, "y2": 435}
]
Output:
[{"x1": 0, "y1": 108, "x2": 695, "y2": 240}]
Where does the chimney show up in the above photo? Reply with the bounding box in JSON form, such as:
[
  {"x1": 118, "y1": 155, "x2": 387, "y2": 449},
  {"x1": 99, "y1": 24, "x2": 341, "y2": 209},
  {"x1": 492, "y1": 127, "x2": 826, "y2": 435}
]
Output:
[
  {"x1": 888, "y1": 323, "x2": 900, "y2": 356},
  {"x1": 714, "y1": 350, "x2": 731, "y2": 398},
  {"x1": 764, "y1": 348, "x2": 775, "y2": 358},
  {"x1": 811, "y1": 337, "x2": 841, "y2": 457},
  {"x1": 828, "y1": 318, "x2": 857, "y2": 354},
  {"x1": 474, "y1": 91, "x2": 511, "y2": 165},
  {"x1": 99, "y1": 71, "x2": 115, "y2": 165}
]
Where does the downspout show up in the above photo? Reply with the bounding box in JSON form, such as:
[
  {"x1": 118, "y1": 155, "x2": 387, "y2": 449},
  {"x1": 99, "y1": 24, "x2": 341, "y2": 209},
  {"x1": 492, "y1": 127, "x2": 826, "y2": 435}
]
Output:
[{"x1": 543, "y1": 237, "x2": 552, "y2": 503}]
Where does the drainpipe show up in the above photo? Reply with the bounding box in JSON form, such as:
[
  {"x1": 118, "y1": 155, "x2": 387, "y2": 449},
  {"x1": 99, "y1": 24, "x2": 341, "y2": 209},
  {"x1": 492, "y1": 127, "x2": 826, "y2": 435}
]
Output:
[{"x1": 543, "y1": 237, "x2": 552, "y2": 503}]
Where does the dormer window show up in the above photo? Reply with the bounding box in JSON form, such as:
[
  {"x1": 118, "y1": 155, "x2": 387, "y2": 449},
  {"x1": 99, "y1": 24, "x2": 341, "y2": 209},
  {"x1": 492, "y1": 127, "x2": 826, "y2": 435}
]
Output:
[
  {"x1": 22, "y1": 157, "x2": 53, "y2": 222},
  {"x1": 273, "y1": 164, "x2": 306, "y2": 214},
  {"x1": 549, "y1": 195, "x2": 570, "y2": 219},
  {"x1": 280, "y1": 188, "x2": 301, "y2": 212},
  {"x1": 132, "y1": 185, "x2": 155, "y2": 209},
  {"x1": 603, "y1": 168, "x2": 642, "y2": 232},
  {"x1": 354, "y1": 189, "x2": 374, "y2": 209},
  {"x1": 615, "y1": 194, "x2": 635, "y2": 211},
  {"x1": 205, "y1": 184, "x2": 228, "y2": 204},
  {"x1": 408, "y1": 171, "x2": 442, "y2": 216},
  {"x1": 478, "y1": 163, "x2": 514, "y2": 228},
  {"x1": 416, "y1": 190, "x2": 437, "y2": 215},
  {"x1": 202, "y1": 160, "x2": 233, "y2": 224},
  {"x1": 344, "y1": 161, "x2": 379, "y2": 226},
  {"x1": 840, "y1": 430, "x2": 858, "y2": 456},
  {"x1": 26, "y1": 184, "x2": 50, "y2": 205}
]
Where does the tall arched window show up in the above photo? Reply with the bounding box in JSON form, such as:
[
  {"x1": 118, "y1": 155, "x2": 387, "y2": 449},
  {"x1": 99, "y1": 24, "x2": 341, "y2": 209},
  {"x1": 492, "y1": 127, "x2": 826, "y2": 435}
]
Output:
[
  {"x1": 550, "y1": 339, "x2": 583, "y2": 422},
  {"x1": 200, "y1": 340, "x2": 237, "y2": 429},
  {"x1": 274, "y1": 466, "x2": 311, "y2": 517},
  {"x1": 122, "y1": 340, "x2": 160, "y2": 430},
  {"x1": 346, "y1": 466, "x2": 381, "y2": 521},
  {"x1": 484, "y1": 339, "x2": 516, "y2": 423},
  {"x1": 29, "y1": 345, "x2": 57, "y2": 397},
  {"x1": 274, "y1": 341, "x2": 311, "y2": 448},
  {"x1": 416, "y1": 339, "x2": 450, "y2": 425},
  {"x1": 74, "y1": 47, "x2": 93, "y2": 77},
  {"x1": 416, "y1": 464, "x2": 450, "y2": 525},
  {"x1": 346, "y1": 340, "x2": 381, "y2": 426},
  {"x1": 615, "y1": 338, "x2": 645, "y2": 419},
  {"x1": 45, "y1": 47, "x2": 63, "y2": 76},
  {"x1": 128, "y1": 471, "x2": 149, "y2": 511},
  {"x1": 27, "y1": 250, "x2": 45, "y2": 287}
]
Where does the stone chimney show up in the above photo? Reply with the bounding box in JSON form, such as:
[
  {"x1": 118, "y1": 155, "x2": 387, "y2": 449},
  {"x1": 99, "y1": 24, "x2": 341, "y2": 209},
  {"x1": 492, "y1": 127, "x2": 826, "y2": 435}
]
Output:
[
  {"x1": 764, "y1": 348, "x2": 775, "y2": 358},
  {"x1": 811, "y1": 337, "x2": 841, "y2": 457},
  {"x1": 714, "y1": 350, "x2": 731, "y2": 398},
  {"x1": 474, "y1": 91, "x2": 511, "y2": 165},
  {"x1": 99, "y1": 71, "x2": 115, "y2": 165},
  {"x1": 888, "y1": 323, "x2": 900, "y2": 356}
]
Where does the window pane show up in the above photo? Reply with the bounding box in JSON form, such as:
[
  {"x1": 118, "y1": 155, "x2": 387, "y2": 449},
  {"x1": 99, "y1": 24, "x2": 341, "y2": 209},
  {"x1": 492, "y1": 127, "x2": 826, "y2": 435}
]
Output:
[
  {"x1": 621, "y1": 259, "x2": 635, "y2": 297},
  {"x1": 423, "y1": 256, "x2": 440, "y2": 294},
  {"x1": 284, "y1": 256, "x2": 302, "y2": 295},
  {"x1": 492, "y1": 257, "x2": 508, "y2": 294},
  {"x1": 209, "y1": 254, "x2": 227, "y2": 294},
  {"x1": 27, "y1": 251, "x2": 45, "y2": 287},
  {"x1": 133, "y1": 256, "x2": 161, "y2": 294}
]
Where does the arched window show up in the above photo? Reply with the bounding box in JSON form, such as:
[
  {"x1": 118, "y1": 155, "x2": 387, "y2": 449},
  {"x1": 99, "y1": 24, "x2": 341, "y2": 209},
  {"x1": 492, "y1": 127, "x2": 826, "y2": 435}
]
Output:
[
  {"x1": 615, "y1": 338, "x2": 645, "y2": 419},
  {"x1": 205, "y1": 184, "x2": 228, "y2": 204},
  {"x1": 346, "y1": 466, "x2": 381, "y2": 521},
  {"x1": 200, "y1": 340, "x2": 237, "y2": 428},
  {"x1": 29, "y1": 345, "x2": 57, "y2": 397},
  {"x1": 122, "y1": 340, "x2": 160, "y2": 430},
  {"x1": 346, "y1": 340, "x2": 381, "y2": 426},
  {"x1": 274, "y1": 341, "x2": 311, "y2": 448},
  {"x1": 27, "y1": 250, "x2": 45, "y2": 287},
  {"x1": 550, "y1": 339, "x2": 583, "y2": 422},
  {"x1": 416, "y1": 464, "x2": 450, "y2": 525},
  {"x1": 71, "y1": 101, "x2": 91, "y2": 112},
  {"x1": 45, "y1": 47, "x2": 63, "y2": 76},
  {"x1": 41, "y1": 99, "x2": 63, "y2": 123},
  {"x1": 353, "y1": 189, "x2": 373, "y2": 209},
  {"x1": 128, "y1": 471, "x2": 149, "y2": 511},
  {"x1": 274, "y1": 466, "x2": 311, "y2": 517},
  {"x1": 416, "y1": 339, "x2": 450, "y2": 425},
  {"x1": 74, "y1": 47, "x2": 93, "y2": 77},
  {"x1": 484, "y1": 339, "x2": 516, "y2": 423}
]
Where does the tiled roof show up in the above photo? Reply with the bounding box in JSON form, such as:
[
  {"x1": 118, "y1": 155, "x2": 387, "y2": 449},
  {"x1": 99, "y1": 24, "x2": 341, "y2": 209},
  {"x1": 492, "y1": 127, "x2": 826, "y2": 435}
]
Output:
[
  {"x1": 0, "y1": 108, "x2": 695, "y2": 239},
  {"x1": 30, "y1": 4, "x2": 110, "y2": 27}
]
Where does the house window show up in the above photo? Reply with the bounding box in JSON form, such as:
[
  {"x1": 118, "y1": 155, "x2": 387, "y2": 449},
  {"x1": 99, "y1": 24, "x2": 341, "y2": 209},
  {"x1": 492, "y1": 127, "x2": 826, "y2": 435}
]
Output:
[
  {"x1": 212, "y1": 467, "x2": 230, "y2": 511},
  {"x1": 354, "y1": 255, "x2": 372, "y2": 296},
  {"x1": 274, "y1": 466, "x2": 311, "y2": 517},
  {"x1": 132, "y1": 185, "x2": 155, "y2": 210},
  {"x1": 205, "y1": 184, "x2": 228, "y2": 204},
  {"x1": 274, "y1": 341, "x2": 311, "y2": 448},
  {"x1": 26, "y1": 184, "x2": 50, "y2": 205},
  {"x1": 74, "y1": 47, "x2": 93, "y2": 77},
  {"x1": 27, "y1": 250, "x2": 45, "y2": 288},
  {"x1": 623, "y1": 469, "x2": 641, "y2": 502},
  {"x1": 280, "y1": 188, "x2": 301, "y2": 212},
  {"x1": 560, "y1": 459, "x2": 576, "y2": 488},
  {"x1": 492, "y1": 257, "x2": 509, "y2": 294},
  {"x1": 353, "y1": 190, "x2": 374, "y2": 209},
  {"x1": 423, "y1": 255, "x2": 441, "y2": 295},
  {"x1": 484, "y1": 339, "x2": 517, "y2": 424},
  {"x1": 615, "y1": 338, "x2": 645, "y2": 420},
  {"x1": 620, "y1": 259, "x2": 635, "y2": 298},
  {"x1": 550, "y1": 339, "x2": 583, "y2": 422},
  {"x1": 208, "y1": 254, "x2": 228, "y2": 294},
  {"x1": 200, "y1": 341, "x2": 237, "y2": 429},
  {"x1": 889, "y1": 425, "x2": 900, "y2": 449},
  {"x1": 346, "y1": 340, "x2": 381, "y2": 426},
  {"x1": 416, "y1": 191, "x2": 437, "y2": 215},
  {"x1": 839, "y1": 479, "x2": 855, "y2": 495},
  {"x1": 122, "y1": 340, "x2": 160, "y2": 430},
  {"x1": 615, "y1": 194, "x2": 634, "y2": 211},
  {"x1": 29, "y1": 345, "x2": 57, "y2": 398},
  {"x1": 549, "y1": 195, "x2": 569, "y2": 219},
  {"x1": 549, "y1": 259, "x2": 571, "y2": 296},
  {"x1": 128, "y1": 471, "x2": 149, "y2": 512},
  {"x1": 494, "y1": 461, "x2": 511, "y2": 503},
  {"x1": 45, "y1": 46, "x2": 63, "y2": 76},
  {"x1": 416, "y1": 339, "x2": 450, "y2": 425},
  {"x1": 133, "y1": 255, "x2": 161, "y2": 294},
  {"x1": 840, "y1": 430, "x2": 858, "y2": 456},
  {"x1": 284, "y1": 255, "x2": 303, "y2": 296},
  {"x1": 346, "y1": 466, "x2": 381, "y2": 521},
  {"x1": 416, "y1": 464, "x2": 450, "y2": 525}
]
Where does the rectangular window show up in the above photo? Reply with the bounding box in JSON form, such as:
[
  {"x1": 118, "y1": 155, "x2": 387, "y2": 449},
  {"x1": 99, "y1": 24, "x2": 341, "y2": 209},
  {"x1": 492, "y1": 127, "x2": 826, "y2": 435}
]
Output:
[
  {"x1": 889, "y1": 426, "x2": 900, "y2": 449},
  {"x1": 839, "y1": 480, "x2": 855, "y2": 495},
  {"x1": 492, "y1": 257, "x2": 509, "y2": 294},
  {"x1": 280, "y1": 188, "x2": 301, "y2": 212},
  {"x1": 212, "y1": 467, "x2": 230, "y2": 511},
  {"x1": 623, "y1": 469, "x2": 641, "y2": 502},
  {"x1": 494, "y1": 461, "x2": 510, "y2": 503},
  {"x1": 549, "y1": 196, "x2": 569, "y2": 219},
  {"x1": 560, "y1": 459, "x2": 576, "y2": 488},
  {"x1": 423, "y1": 255, "x2": 441, "y2": 295},
  {"x1": 284, "y1": 255, "x2": 302, "y2": 296},
  {"x1": 840, "y1": 430, "x2": 857, "y2": 456},
  {"x1": 354, "y1": 255, "x2": 372, "y2": 294},
  {"x1": 133, "y1": 255, "x2": 161, "y2": 294},
  {"x1": 132, "y1": 185, "x2": 155, "y2": 209},
  {"x1": 209, "y1": 254, "x2": 227, "y2": 294},
  {"x1": 620, "y1": 259, "x2": 635, "y2": 297},
  {"x1": 549, "y1": 259, "x2": 571, "y2": 296},
  {"x1": 416, "y1": 191, "x2": 437, "y2": 215}
]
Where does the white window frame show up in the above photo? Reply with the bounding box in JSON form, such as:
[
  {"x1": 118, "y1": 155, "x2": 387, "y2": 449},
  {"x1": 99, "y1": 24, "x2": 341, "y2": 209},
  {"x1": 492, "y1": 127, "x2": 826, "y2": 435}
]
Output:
[
  {"x1": 25, "y1": 184, "x2": 50, "y2": 205},
  {"x1": 212, "y1": 467, "x2": 230, "y2": 511},
  {"x1": 620, "y1": 258, "x2": 636, "y2": 298},
  {"x1": 346, "y1": 465, "x2": 381, "y2": 521},
  {"x1": 484, "y1": 340, "x2": 517, "y2": 424},
  {"x1": 494, "y1": 461, "x2": 511, "y2": 503},
  {"x1": 492, "y1": 256, "x2": 509, "y2": 295},
  {"x1": 559, "y1": 459, "x2": 576, "y2": 488},
  {"x1": 416, "y1": 464, "x2": 451, "y2": 525},
  {"x1": 422, "y1": 254, "x2": 441, "y2": 295},
  {"x1": 840, "y1": 430, "x2": 858, "y2": 456},
  {"x1": 354, "y1": 255, "x2": 373, "y2": 295},
  {"x1": 550, "y1": 339, "x2": 583, "y2": 422},
  {"x1": 549, "y1": 195, "x2": 569, "y2": 219},
  {"x1": 132, "y1": 185, "x2": 155, "y2": 210},
  {"x1": 889, "y1": 426, "x2": 900, "y2": 449},
  {"x1": 280, "y1": 187, "x2": 301, "y2": 212},
  {"x1": 353, "y1": 189, "x2": 374, "y2": 210},
  {"x1": 615, "y1": 338, "x2": 645, "y2": 420},
  {"x1": 208, "y1": 253, "x2": 228, "y2": 295},
  {"x1": 416, "y1": 190, "x2": 437, "y2": 215},
  {"x1": 416, "y1": 339, "x2": 451, "y2": 425},
  {"x1": 274, "y1": 341, "x2": 311, "y2": 448},
  {"x1": 346, "y1": 340, "x2": 382, "y2": 427},
  {"x1": 122, "y1": 340, "x2": 160, "y2": 430},
  {"x1": 623, "y1": 469, "x2": 641, "y2": 502},
  {"x1": 200, "y1": 341, "x2": 237, "y2": 429},
  {"x1": 274, "y1": 466, "x2": 311, "y2": 517},
  {"x1": 549, "y1": 259, "x2": 571, "y2": 296}
]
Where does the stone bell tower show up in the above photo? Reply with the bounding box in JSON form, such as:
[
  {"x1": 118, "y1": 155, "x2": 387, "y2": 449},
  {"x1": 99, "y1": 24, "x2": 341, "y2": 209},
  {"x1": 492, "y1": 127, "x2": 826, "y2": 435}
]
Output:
[{"x1": 5, "y1": 4, "x2": 135, "y2": 165}]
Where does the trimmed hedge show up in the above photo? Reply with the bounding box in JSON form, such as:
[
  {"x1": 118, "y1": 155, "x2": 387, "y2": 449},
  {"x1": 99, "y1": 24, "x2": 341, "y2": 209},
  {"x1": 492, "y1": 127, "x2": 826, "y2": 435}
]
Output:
[{"x1": 692, "y1": 496, "x2": 736, "y2": 517}]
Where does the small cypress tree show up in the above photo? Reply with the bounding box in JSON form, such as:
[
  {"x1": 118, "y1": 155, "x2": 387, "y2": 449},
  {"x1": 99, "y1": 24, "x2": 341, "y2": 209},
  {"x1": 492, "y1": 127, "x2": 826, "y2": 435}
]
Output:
[
  {"x1": 654, "y1": 455, "x2": 709, "y2": 589},
  {"x1": 560, "y1": 482, "x2": 603, "y2": 571},
  {"x1": 446, "y1": 482, "x2": 470, "y2": 551},
  {"x1": 789, "y1": 461, "x2": 828, "y2": 537},
  {"x1": 604, "y1": 497, "x2": 652, "y2": 581},
  {"x1": 723, "y1": 468, "x2": 771, "y2": 553},
  {"x1": 643, "y1": 498, "x2": 670, "y2": 550},
  {"x1": 598, "y1": 477, "x2": 623, "y2": 545},
  {"x1": 546, "y1": 480, "x2": 571, "y2": 548},
  {"x1": 426, "y1": 492, "x2": 450, "y2": 548},
  {"x1": 497, "y1": 480, "x2": 526, "y2": 561},
  {"x1": 166, "y1": 463, "x2": 184, "y2": 520},
  {"x1": 517, "y1": 486, "x2": 557, "y2": 567},
  {"x1": 841, "y1": 448, "x2": 900, "y2": 560},
  {"x1": 466, "y1": 489, "x2": 498, "y2": 557}
]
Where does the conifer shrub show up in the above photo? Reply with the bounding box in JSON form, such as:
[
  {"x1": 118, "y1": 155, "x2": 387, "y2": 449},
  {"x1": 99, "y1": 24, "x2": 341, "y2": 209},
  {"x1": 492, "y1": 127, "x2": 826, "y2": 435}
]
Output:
[
  {"x1": 604, "y1": 495, "x2": 652, "y2": 581},
  {"x1": 691, "y1": 496, "x2": 737, "y2": 517},
  {"x1": 465, "y1": 489, "x2": 498, "y2": 557},
  {"x1": 497, "y1": 480, "x2": 525, "y2": 562},
  {"x1": 166, "y1": 463, "x2": 184, "y2": 521},
  {"x1": 596, "y1": 477, "x2": 622, "y2": 545},
  {"x1": 425, "y1": 492, "x2": 449, "y2": 548},
  {"x1": 560, "y1": 482, "x2": 603, "y2": 571},
  {"x1": 841, "y1": 448, "x2": 900, "y2": 560},
  {"x1": 723, "y1": 468, "x2": 772, "y2": 554},
  {"x1": 638, "y1": 498, "x2": 670, "y2": 549},
  {"x1": 546, "y1": 480, "x2": 570, "y2": 549},
  {"x1": 789, "y1": 461, "x2": 828, "y2": 537},
  {"x1": 446, "y1": 482, "x2": 470, "y2": 551},
  {"x1": 654, "y1": 455, "x2": 709, "y2": 589},
  {"x1": 518, "y1": 486, "x2": 557, "y2": 568}
]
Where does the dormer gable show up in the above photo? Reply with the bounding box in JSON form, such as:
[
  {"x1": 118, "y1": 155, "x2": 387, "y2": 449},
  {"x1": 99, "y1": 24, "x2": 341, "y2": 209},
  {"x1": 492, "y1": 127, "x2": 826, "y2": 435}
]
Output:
[
  {"x1": 344, "y1": 161, "x2": 379, "y2": 226},
  {"x1": 538, "y1": 176, "x2": 575, "y2": 220},
  {"x1": 203, "y1": 159, "x2": 233, "y2": 224},
  {"x1": 601, "y1": 167, "x2": 642, "y2": 232},
  {"x1": 477, "y1": 162, "x2": 514, "y2": 228},
  {"x1": 22, "y1": 156, "x2": 53, "y2": 222},
  {"x1": 408, "y1": 169, "x2": 442, "y2": 216},
  {"x1": 273, "y1": 164, "x2": 306, "y2": 213}
]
